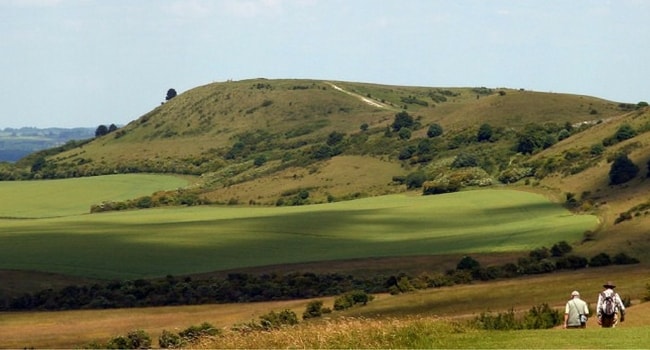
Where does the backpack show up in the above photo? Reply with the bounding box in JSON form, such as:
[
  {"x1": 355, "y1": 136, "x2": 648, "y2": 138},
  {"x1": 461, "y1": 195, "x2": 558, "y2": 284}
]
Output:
[{"x1": 600, "y1": 291, "x2": 616, "y2": 317}]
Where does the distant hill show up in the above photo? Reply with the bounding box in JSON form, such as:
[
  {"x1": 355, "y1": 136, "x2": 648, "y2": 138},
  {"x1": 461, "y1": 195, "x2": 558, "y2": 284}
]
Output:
[{"x1": 0, "y1": 127, "x2": 94, "y2": 162}]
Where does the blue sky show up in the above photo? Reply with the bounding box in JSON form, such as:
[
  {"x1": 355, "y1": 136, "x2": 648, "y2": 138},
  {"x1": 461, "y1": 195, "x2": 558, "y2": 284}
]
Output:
[{"x1": 1, "y1": 0, "x2": 649, "y2": 128}]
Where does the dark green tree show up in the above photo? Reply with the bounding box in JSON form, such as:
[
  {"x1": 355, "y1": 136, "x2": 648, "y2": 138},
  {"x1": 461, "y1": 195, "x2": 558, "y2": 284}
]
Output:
[
  {"x1": 108, "y1": 123, "x2": 118, "y2": 133},
  {"x1": 609, "y1": 154, "x2": 639, "y2": 185},
  {"x1": 550, "y1": 241, "x2": 572, "y2": 257},
  {"x1": 326, "y1": 131, "x2": 345, "y2": 146},
  {"x1": 457, "y1": 256, "x2": 480, "y2": 270},
  {"x1": 427, "y1": 123, "x2": 443, "y2": 138},
  {"x1": 95, "y1": 124, "x2": 109, "y2": 137},
  {"x1": 391, "y1": 111, "x2": 414, "y2": 132},
  {"x1": 165, "y1": 88, "x2": 177, "y2": 101}
]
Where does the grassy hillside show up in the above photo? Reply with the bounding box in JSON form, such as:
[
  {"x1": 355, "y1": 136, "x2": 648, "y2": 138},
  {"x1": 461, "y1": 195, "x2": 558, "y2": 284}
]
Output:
[{"x1": 13, "y1": 79, "x2": 634, "y2": 204}]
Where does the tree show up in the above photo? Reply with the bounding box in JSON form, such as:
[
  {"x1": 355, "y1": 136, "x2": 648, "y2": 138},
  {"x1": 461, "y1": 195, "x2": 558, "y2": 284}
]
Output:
[
  {"x1": 457, "y1": 256, "x2": 480, "y2": 270},
  {"x1": 326, "y1": 131, "x2": 345, "y2": 146},
  {"x1": 609, "y1": 154, "x2": 639, "y2": 185},
  {"x1": 391, "y1": 111, "x2": 414, "y2": 132},
  {"x1": 108, "y1": 124, "x2": 118, "y2": 133},
  {"x1": 477, "y1": 123, "x2": 493, "y2": 142},
  {"x1": 427, "y1": 123, "x2": 443, "y2": 138},
  {"x1": 405, "y1": 171, "x2": 426, "y2": 189},
  {"x1": 166, "y1": 88, "x2": 177, "y2": 101},
  {"x1": 95, "y1": 124, "x2": 109, "y2": 137}
]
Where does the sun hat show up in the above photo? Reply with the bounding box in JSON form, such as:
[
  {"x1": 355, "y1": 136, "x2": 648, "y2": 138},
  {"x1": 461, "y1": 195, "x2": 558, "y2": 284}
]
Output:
[
  {"x1": 603, "y1": 281, "x2": 616, "y2": 288},
  {"x1": 571, "y1": 290, "x2": 580, "y2": 296}
]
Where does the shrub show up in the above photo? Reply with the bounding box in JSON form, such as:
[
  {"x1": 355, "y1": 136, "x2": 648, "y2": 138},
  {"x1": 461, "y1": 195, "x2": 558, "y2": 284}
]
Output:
[
  {"x1": 260, "y1": 309, "x2": 299, "y2": 329},
  {"x1": 550, "y1": 241, "x2": 572, "y2": 257},
  {"x1": 391, "y1": 111, "x2": 414, "y2": 131},
  {"x1": 555, "y1": 255, "x2": 588, "y2": 269},
  {"x1": 609, "y1": 154, "x2": 639, "y2": 185},
  {"x1": 451, "y1": 152, "x2": 479, "y2": 168},
  {"x1": 456, "y1": 256, "x2": 480, "y2": 270},
  {"x1": 612, "y1": 252, "x2": 640, "y2": 265},
  {"x1": 398, "y1": 127, "x2": 412, "y2": 140},
  {"x1": 333, "y1": 290, "x2": 375, "y2": 311},
  {"x1": 522, "y1": 303, "x2": 562, "y2": 329},
  {"x1": 405, "y1": 171, "x2": 426, "y2": 189},
  {"x1": 589, "y1": 252, "x2": 612, "y2": 267},
  {"x1": 178, "y1": 322, "x2": 220, "y2": 343},
  {"x1": 106, "y1": 330, "x2": 151, "y2": 349},
  {"x1": 159, "y1": 330, "x2": 184, "y2": 349},
  {"x1": 427, "y1": 123, "x2": 443, "y2": 138},
  {"x1": 303, "y1": 300, "x2": 324, "y2": 319},
  {"x1": 472, "y1": 304, "x2": 560, "y2": 330}
]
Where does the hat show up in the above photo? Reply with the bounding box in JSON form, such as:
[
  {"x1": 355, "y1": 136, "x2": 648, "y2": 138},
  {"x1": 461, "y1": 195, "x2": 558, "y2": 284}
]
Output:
[
  {"x1": 603, "y1": 281, "x2": 616, "y2": 288},
  {"x1": 571, "y1": 290, "x2": 580, "y2": 296}
]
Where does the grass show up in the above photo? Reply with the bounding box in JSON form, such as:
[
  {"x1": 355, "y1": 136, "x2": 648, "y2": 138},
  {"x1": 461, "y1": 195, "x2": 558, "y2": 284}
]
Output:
[
  {"x1": 0, "y1": 188, "x2": 597, "y2": 280},
  {"x1": 1, "y1": 264, "x2": 648, "y2": 349},
  {"x1": 0, "y1": 174, "x2": 189, "y2": 218}
]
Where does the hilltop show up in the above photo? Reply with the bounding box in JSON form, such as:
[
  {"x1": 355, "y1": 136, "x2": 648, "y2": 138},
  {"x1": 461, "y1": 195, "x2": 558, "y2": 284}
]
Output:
[{"x1": 4, "y1": 78, "x2": 650, "y2": 256}]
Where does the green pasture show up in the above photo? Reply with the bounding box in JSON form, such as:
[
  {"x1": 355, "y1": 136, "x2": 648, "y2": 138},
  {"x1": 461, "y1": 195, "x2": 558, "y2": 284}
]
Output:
[
  {"x1": 0, "y1": 187, "x2": 598, "y2": 280},
  {"x1": 0, "y1": 174, "x2": 188, "y2": 218}
]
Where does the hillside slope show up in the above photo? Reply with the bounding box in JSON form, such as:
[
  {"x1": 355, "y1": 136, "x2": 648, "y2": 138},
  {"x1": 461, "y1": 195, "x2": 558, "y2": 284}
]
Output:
[{"x1": 9, "y1": 78, "x2": 650, "y2": 252}]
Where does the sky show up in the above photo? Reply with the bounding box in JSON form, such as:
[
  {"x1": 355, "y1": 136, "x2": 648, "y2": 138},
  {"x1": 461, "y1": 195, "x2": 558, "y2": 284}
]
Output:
[{"x1": 1, "y1": 0, "x2": 649, "y2": 128}]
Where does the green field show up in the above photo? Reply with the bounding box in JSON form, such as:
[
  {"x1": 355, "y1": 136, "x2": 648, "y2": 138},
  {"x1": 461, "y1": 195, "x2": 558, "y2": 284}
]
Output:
[
  {"x1": 0, "y1": 174, "x2": 189, "y2": 218},
  {"x1": 1, "y1": 182, "x2": 598, "y2": 280}
]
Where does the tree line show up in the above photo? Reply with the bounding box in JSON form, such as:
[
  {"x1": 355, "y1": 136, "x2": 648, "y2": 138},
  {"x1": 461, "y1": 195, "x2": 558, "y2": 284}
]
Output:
[{"x1": 0, "y1": 241, "x2": 638, "y2": 312}]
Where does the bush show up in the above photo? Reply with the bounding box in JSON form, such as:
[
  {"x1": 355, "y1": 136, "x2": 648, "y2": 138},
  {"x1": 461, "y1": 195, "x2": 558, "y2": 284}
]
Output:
[
  {"x1": 260, "y1": 309, "x2": 299, "y2": 329},
  {"x1": 178, "y1": 322, "x2": 220, "y2": 343},
  {"x1": 555, "y1": 255, "x2": 588, "y2": 269},
  {"x1": 613, "y1": 252, "x2": 640, "y2": 265},
  {"x1": 303, "y1": 300, "x2": 324, "y2": 319},
  {"x1": 427, "y1": 123, "x2": 443, "y2": 138},
  {"x1": 522, "y1": 303, "x2": 562, "y2": 329},
  {"x1": 456, "y1": 256, "x2": 480, "y2": 270},
  {"x1": 106, "y1": 330, "x2": 151, "y2": 349},
  {"x1": 589, "y1": 252, "x2": 612, "y2": 267},
  {"x1": 405, "y1": 171, "x2": 426, "y2": 189},
  {"x1": 333, "y1": 290, "x2": 374, "y2": 310},
  {"x1": 609, "y1": 154, "x2": 639, "y2": 185},
  {"x1": 550, "y1": 241, "x2": 572, "y2": 257},
  {"x1": 398, "y1": 127, "x2": 412, "y2": 140},
  {"x1": 473, "y1": 303, "x2": 560, "y2": 330},
  {"x1": 391, "y1": 111, "x2": 414, "y2": 131},
  {"x1": 159, "y1": 330, "x2": 184, "y2": 349}
]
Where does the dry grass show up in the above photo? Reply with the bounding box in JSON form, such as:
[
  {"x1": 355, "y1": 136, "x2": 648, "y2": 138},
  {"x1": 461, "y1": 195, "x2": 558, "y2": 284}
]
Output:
[{"x1": 2, "y1": 264, "x2": 648, "y2": 349}]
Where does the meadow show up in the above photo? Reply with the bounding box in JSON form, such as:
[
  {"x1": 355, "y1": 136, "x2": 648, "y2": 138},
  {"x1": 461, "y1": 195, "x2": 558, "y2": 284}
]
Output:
[
  {"x1": 0, "y1": 174, "x2": 189, "y2": 218},
  {"x1": 1, "y1": 181, "x2": 597, "y2": 280}
]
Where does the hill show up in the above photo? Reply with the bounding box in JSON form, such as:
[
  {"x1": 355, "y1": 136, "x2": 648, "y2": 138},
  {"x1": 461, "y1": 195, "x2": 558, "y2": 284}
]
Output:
[
  {"x1": 3, "y1": 78, "x2": 650, "y2": 259},
  {"x1": 0, "y1": 127, "x2": 94, "y2": 162}
]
